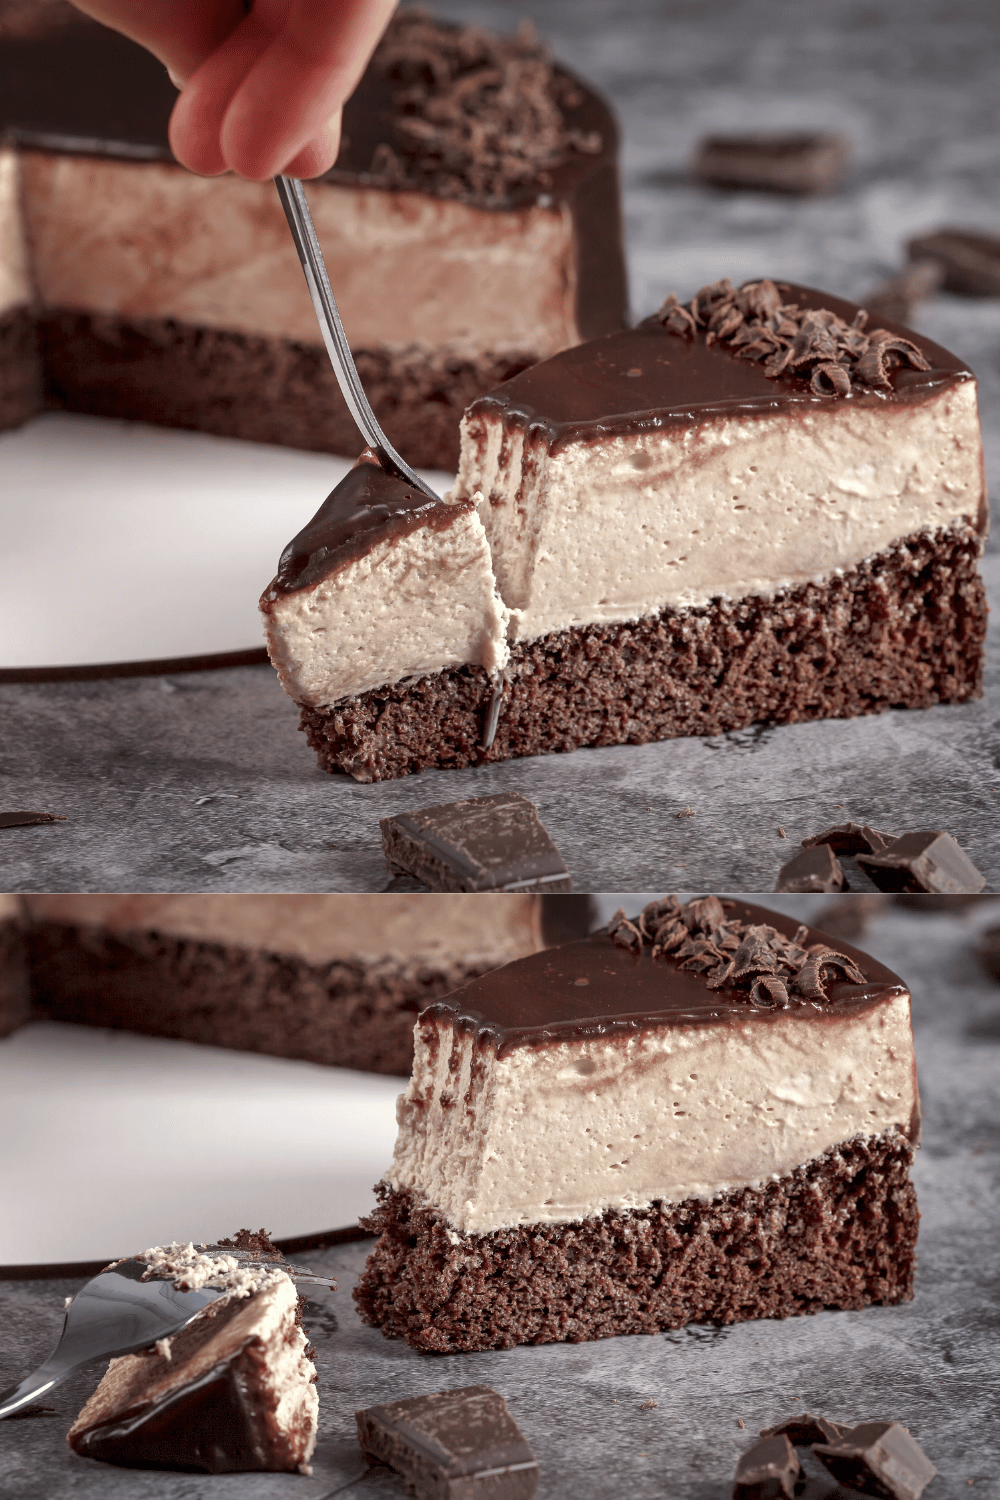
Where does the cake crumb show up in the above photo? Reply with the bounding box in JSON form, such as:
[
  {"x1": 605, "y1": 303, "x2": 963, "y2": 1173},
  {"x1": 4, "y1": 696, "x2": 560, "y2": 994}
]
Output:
[
  {"x1": 737, "y1": 1418, "x2": 745, "y2": 1428},
  {"x1": 639, "y1": 1399, "x2": 658, "y2": 1409},
  {"x1": 677, "y1": 805, "x2": 694, "y2": 819},
  {"x1": 64, "y1": 1296, "x2": 72, "y2": 1308},
  {"x1": 155, "y1": 1338, "x2": 172, "y2": 1360}
]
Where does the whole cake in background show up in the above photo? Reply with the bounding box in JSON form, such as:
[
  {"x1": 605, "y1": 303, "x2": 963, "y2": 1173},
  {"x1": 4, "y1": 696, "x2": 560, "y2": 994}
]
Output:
[
  {"x1": 0, "y1": 6, "x2": 626, "y2": 470},
  {"x1": 264, "y1": 277, "x2": 987, "y2": 781},
  {"x1": 355, "y1": 895, "x2": 921, "y2": 1350},
  {"x1": 3, "y1": 893, "x2": 592, "y2": 1075}
]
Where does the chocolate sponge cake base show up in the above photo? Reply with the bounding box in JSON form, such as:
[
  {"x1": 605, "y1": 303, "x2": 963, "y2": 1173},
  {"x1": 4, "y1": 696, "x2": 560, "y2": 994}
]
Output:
[
  {"x1": 38, "y1": 311, "x2": 535, "y2": 472},
  {"x1": 0, "y1": 305, "x2": 43, "y2": 431},
  {"x1": 301, "y1": 522, "x2": 986, "y2": 782},
  {"x1": 0, "y1": 916, "x2": 31, "y2": 1038},
  {"x1": 354, "y1": 1132, "x2": 918, "y2": 1353},
  {"x1": 27, "y1": 923, "x2": 493, "y2": 1075}
]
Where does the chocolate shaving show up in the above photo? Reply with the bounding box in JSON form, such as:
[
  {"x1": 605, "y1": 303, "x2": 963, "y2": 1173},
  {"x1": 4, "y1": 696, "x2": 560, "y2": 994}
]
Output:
[
  {"x1": 622, "y1": 897, "x2": 867, "y2": 1010},
  {"x1": 656, "y1": 277, "x2": 931, "y2": 398},
  {"x1": 363, "y1": 10, "x2": 602, "y2": 204}
]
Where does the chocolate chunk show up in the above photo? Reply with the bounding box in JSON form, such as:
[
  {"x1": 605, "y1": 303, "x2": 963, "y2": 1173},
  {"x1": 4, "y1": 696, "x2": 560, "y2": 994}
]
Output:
[
  {"x1": 776, "y1": 843, "x2": 845, "y2": 893},
  {"x1": 356, "y1": 1386, "x2": 538, "y2": 1500},
  {"x1": 977, "y1": 924, "x2": 1000, "y2": 982},
  {"x1": 858, "y1": 831, "x2": 986, "y2": 895},
  {"x1": 813, "y1": 895, "x2": 889, "y2": 940},
  {"x1": 813, "y1": 1421, "x2": 936, "y2": 1500},
  {"x1": 0, "y1": 810, "x2": 65, "y2": 828},
  {"x1": 733, "y1": 1433, "x2": 801, "y2": 1499},
  {"x1": 380, "y1": 791, "x2": 572, "y2": 893},
  {"x1": 693, "y1": 132, "x2": 848, "y2": 194},
  {"x1": 760, "y1": 1414, "x2": 843, "y2": 1447},
  {"x1": 907, "y1": 228, "x2": 1000, "y2": 297},
  {"x1": 802, "y1": 823, "x2": 898, "y2": 856},
  {"x1": 866, "y1": 259, "x2": 943, "y2": 324}
]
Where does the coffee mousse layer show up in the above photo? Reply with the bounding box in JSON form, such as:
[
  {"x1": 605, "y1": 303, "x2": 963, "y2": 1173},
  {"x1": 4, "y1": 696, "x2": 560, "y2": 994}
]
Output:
[
  {"x1": 21, "y1": 894, "x2": 546, "y2": 1076},
  {"x1": 355, "y1": 897, "x2": 920, "y2": 1350},
  {"x1": 0, "y1": 13, "x2": 626, "y2": 470}
]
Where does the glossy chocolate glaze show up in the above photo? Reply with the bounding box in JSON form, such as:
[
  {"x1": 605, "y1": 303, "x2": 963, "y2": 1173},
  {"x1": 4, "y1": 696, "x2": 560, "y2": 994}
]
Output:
[
  {"x1": 69, "y1": 1301, "x2": 301, "y2": 1473},
  {"x1": 261, "y1": 451, "x2": 466, "y2": 603},
  {"x1": 468, "y1": 284, "x2": 973, "y2": 453},
  {"x1": 425, "y1": 899, "x2": 907, "y2": 1055}
]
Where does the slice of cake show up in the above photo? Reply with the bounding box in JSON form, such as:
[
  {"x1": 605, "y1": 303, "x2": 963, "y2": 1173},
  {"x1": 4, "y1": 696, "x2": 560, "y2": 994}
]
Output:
[
  {"x1": 291, "y1": 277, "x2": 986, "y2": 780},
  {"x1": 20, "y1": 893, "x2": 551, "y2": 1075},
  {"x1": 354, "y1": 895, "x2": 921, "y2": 1351},
  {"x1": 0, "y1": 9, "x2": 626, "y2": 470},
  {"x1": 260, "y1": 451, "x2": 509, "y2": 757},
  {"x1": 68, "y1": 1238, "x2": 317, "y2": 1473}
]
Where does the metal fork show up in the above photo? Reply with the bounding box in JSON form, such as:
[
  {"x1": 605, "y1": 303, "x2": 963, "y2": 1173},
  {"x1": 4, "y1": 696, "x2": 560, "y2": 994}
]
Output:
[
  {"x1": 0, "y1": 1249, "x2": 332, "y2": 1420},
  {"x1": 274, "y1": 175, "x2": 504, "y2": 748}
]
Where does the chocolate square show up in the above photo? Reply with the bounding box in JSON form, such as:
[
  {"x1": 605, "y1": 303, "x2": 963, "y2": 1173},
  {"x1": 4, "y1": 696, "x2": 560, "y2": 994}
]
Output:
[
  {"x1": 356, "y1": 1385, "x2": 538, "y2": 1500},
  {"x1": 802, "y1": 823, "x2": 897, "y2": 857},
  {"x1": 813, "y1": 1420, "x2": 936, "y2": 1500},
  {"x1": 776, "y1": 842, "x2": 845, "y2": 893},
  {"x1": 858, "y1": 830, "x2": 985, "y2": 894},
  {"x1": 692, "y1": 132, "x2": 848, "y2": 194},
  {"x1": 760, "y1": 1414, "x2": 843, "y2": 1447},
  {"x1": 733, "y1": 1433, "x2": 801, "y2": 1499},
  {"x1": 907, "y1": 228, "x2": 1000, "y2": 297},
  {"x1": 380, "y1": 791, "x2": 572, "y2": 893}
]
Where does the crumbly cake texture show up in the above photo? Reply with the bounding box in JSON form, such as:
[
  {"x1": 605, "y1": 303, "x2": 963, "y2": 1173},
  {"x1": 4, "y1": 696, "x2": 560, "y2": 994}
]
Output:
[
  {"x1": 40, "y1": 314, "x2": 534, "y2": 473},
  {"x1": 354, "y1": 1132, "x2": 918, "y2": 1353},
  {"x1": 26, "y1": 923, "x2": 500, "y2": 1075},
  {"x1": 298, "y1": 521, "x2": 986, "y2": 780}
]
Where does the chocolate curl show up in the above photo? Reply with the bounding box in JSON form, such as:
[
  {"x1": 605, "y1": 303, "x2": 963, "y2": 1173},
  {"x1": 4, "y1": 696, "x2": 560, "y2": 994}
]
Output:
[
  {"x1": 794, "y1": 944, "x2": 867, "y2": 1001},
  {"x1": 638, "y1": 895, "x2": 681, "y2": 940},
  {"x1": 811, "y1": 361, "x2": 852, "y2": 396},
  {"x1": 657, "y1": 294, "x2": 697, "y2": 336},
  {"x1": 854, "y1": 329, "x2": 932, "y2": 389},
  {"x1": 750, "y1": 974, "x2": 788, "y2": 1008},
  {"x1": 608, "y1": 909, "x2": 643, "y2": 953}
]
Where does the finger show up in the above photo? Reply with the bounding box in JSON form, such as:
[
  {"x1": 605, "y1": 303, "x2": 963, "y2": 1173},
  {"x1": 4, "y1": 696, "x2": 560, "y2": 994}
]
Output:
[
  {"x1": 168, "y1": 14, "x2": 263, "y2": 176},
  {"x1": 281, "y1": 114, "x2": 344, "y2": 180},
  {"x1": 218, "y1": 0, "x2": 398, "y2": 180},
  {"x1": 70, "y1": 0, "x2": 245, "y2": 88}
]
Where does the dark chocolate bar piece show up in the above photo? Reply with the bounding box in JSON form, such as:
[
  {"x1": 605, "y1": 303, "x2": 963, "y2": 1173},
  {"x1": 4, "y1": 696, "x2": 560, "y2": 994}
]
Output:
[
  {"x1": 907, "y1": 228, "x2": 1000, "y2": 296},
  {"x1": 858, "y1": 831, "x2": 985, "y2": 895},
  {"x1": 356, "y1": 1385, "x2": 538, "y2": 1500},
  {"x1": 380, "y1": 791, "x2": 571, "y2": 893},
  {"x1": 865, "y1": 259, "x2": 943, "y2": 324},
  {"x1": 692, "y1": 132, "x2": 848, "y2": 194},
  {"x1": 813, "y1": 895, "x2": 889, "y2": 940},
  {"x1": 733, "y1": 1433, "x2": 801, "y2": 1499},
  {"x1": 802, "y1": 823, "x2": 897, "y2": 857},
  {"x1": 760, "y1": 1414, "x2": 843, "y2": 1447},
  {"x1": 0, "y1": 810, "x2": 65, "y2": 828},
  {"x1": 813, "y1": 1421, "x2": 936, "y2": 1500},
  {"x1": 775, "y1": 842, "x2": 845, "y2": 893}
]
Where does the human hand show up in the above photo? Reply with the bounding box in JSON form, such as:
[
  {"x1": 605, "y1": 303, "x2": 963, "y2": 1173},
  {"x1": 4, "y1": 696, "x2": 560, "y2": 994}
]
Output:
[{"x1": 71, "y1": 0, "x2": 398, "y2": 179}]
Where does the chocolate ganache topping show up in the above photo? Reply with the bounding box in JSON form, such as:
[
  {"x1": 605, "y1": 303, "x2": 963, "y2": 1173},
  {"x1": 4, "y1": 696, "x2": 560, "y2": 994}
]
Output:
[
  {"x1": 425, "y1": 897, "x2": 906, "y2": 1054},
  {"x1": 468, "y1": 283, "x2": 971, "y2": 452},
  {"x1": 261, "y1": 450, "x2": 467, "y2": 603}
]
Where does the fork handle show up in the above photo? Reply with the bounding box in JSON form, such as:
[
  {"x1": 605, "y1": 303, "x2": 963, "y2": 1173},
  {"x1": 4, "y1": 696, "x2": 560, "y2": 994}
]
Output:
[{"x1": 0, "y1": 1363, "x2": 64, "y2": 1420}]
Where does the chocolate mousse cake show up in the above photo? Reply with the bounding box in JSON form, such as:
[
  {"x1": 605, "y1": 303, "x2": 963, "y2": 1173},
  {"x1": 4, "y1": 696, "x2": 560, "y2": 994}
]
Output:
[
  {"x1": 0, "y1": 894, "x2": 29, "y2": 1037},
  {"x1": 20, "y1": 893, "x2": 551, "y2": 1076},
  {"x1": 68, "y1": 1240, "x2": 317, "y2": 1473},
  {"x1": 0, "y1": 8, "x2": 626, "y2": 469},
  {"x1": 354, "y1": 895, "x2": 921, "y2": 1351},
  {"x1": 291, "y1": 277, "x2": 986, "y2": 780}
]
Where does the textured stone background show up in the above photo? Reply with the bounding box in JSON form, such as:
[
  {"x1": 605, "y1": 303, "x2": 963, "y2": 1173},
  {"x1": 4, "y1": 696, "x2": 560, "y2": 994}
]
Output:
[
  {"x1": 2, "y1": 0, "x2": 999, "y2": 893},
  {"x1": 2, "y1": 899, "x2": 998, "y2": 1497}
]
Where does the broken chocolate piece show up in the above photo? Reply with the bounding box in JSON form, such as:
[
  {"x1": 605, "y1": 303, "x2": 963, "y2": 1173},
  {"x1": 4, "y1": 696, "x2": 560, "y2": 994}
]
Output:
[
  {"x1": 760, "y1": 1414, "x2": 843, "y2": 1447},
  {"x1": 866, "y1": 259, "x2": 943, "y2": 324},
  {"x1": 858, "y1": 831, "x2": 986, "y2": 895},
  {"x1": 776, "y1": 843, "x2": 845, "y2": 893},
  {"x1": 813, "y1": 1421, "x2": 936, "y2": 1500},
  {"x1": 693, "y1": 132, "x2": 848, "y2": 194},
  {"x1": 907, "y1": 228, "x2": 1000, "y2": 297},
  {"x1": 976, "y1": 925, "x2": 1000, "y2": 982},
  {"x1": 802, "y1": 823, "x2": 897, "y2": 857},
  {"x1": 380, "y1": 791, "x2": 572, "y2": 893},
  {"x1": 813, "y1": 895, "x2": 889, "y2": 940},
  {"x1": 733, "y1": 1433, "x2": 801, "y2": 1499},
  {"x1": 356, "y1": 1385, "x2": 538, "y2": 1500},
  {"x1": 0, "y1": 811, "x2": 65, "y2": 828}
]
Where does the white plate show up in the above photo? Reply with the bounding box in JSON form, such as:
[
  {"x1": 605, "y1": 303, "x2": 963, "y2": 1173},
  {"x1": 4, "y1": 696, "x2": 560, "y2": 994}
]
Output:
[
  {"x1": 0, "y1": 412, "x2": 453, "y2": 674},
  {"x1": 0, "y1": 1022, "x2": 403, "y2": 1265}
]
